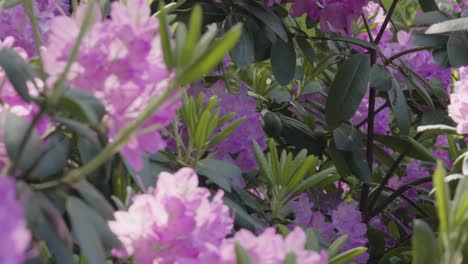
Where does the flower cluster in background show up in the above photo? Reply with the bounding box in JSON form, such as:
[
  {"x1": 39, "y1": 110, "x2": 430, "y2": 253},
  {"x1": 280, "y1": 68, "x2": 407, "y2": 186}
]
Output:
[{"x1": 449, "y1": 67, "x2": 468, "y2": 134}]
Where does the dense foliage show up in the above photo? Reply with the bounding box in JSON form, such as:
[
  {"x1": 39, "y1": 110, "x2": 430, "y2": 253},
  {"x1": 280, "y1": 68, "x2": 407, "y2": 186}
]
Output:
[{"x1": 0, "y1": 0, "x2": 468, "y2": 263}]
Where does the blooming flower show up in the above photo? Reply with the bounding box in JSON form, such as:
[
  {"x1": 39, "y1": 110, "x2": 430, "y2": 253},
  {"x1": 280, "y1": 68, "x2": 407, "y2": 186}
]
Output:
[
  {"x1": 189, "y1": 81, "x2": 266, "y2": 172},
  {"x1": 389, "y1": 160, "x2": 431, "y2": 204},
  {"x1": 43, "y1": 0, "x2": 179, "y2": 171},
  {"x1": 289, "y1": 0, "x2": 368, "y2": 33},
  {"x1": 197, "y1": 227, "x2": 328, "y2": 264},
  {"x1": 355, "y1": 1, "x2": 393, "y2": 47},
  {"x1": 448, "y1": 67, "x2": 468, "y2": 134},
  {"x1": 0, "y1": 176, "x2": 31, "y2": 264},
  {"x1": 289, "y1": 193, "x2": 368, "y2": 263},
  {"x1": 0, "y1": 0, "x2": 69, "y2": 56},
  {"x1": 432, "y1": 135, "x2": 452, "y2": 168},
  {"x1": 109, "y1": 168, "x2": 233, "y2": 263},
  {"x1": 351, "y1": 92, "x2": 391, "y2": 134}
]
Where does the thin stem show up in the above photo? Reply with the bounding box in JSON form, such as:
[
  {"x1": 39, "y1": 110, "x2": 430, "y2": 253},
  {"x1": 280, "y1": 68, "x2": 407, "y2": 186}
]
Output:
[
  {"x1": 374, "y1": 0, "x2": 399, "y2": 45},
  {"x1": 385, "y1": 46, "x2": 438, "y2": 65},
  {"x1": 22, "y1": 0, "x2": 46, "y2": 78},
  {"x1": 369, "y1": 176, "x2": 433, "y2": 219},
  {"x1": 366, "y1": 132, "x2": 424, "y2": 221}
]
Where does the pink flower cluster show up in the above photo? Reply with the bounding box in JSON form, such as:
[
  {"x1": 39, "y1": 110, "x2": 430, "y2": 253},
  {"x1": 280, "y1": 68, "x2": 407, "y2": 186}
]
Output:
[
  {"x1": 109, "y1": 168, "x2": 327, "y2": 263},
  {"x1": 109, "y1": 168, "x2": 233, "y2": 263},
  {"x1": 356, "y1": 1, "x2": 393, "y2": 46},
  {"x1": 189, "y1": 81, "x2": 266, "y2": 172},
  {"x1": 290, "y1": 193, "x2": 368, "y2": 263},
  {"x1": 42, "y1": 0, "x2": 179, "y2": 170},
  {"x1": 448, "y1": 67, "x2": 468, "y2": 134},
  {"x1": 0, "y1": 0, "x2": 69, "y2": 56},
  {"x1": 0, "y1": 176, "x2": 31, "y2": 264}
]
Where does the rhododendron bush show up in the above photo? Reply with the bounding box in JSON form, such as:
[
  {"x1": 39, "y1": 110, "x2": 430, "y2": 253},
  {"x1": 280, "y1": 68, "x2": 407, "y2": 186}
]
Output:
[{"x1": 1, "y1": 0, "x2": 468, "y2": 263}]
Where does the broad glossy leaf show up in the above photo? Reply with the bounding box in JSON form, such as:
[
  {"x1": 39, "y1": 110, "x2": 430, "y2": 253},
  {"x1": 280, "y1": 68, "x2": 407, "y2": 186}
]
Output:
[
  {"x1": 4, "y1": 112, "x2": 43, "y2": 171},
  {"x1": 426, "y1": 17, "x2": 468, "y2": 34},
  {"x1": 333, "y1": 124, "x2": 362, "y2": 151},
  {"x1": 447, "y1": 32, "x2": 468, "y2": 67},
  {"x1": 325, "y1": 54, "x2": 370, "y2": 129},
  {"x1": 418, "y1": 0, "x2": 438, "y2": 12},
  {"x1": 388, "y1": 79, "x2": 410, "y2": 135},
  {"x1": 296, "y1": 37, "x2": 315, "y2": 64},
  {"x1": 271, "y1": 38, "x2": 296, "y2": 85},
  {"x1": 196, "y1": 159, "x2": 242, "y2": 192},
  {"x1": 66, "y1": 197, "x2": 106, "y2": 264},
  {"x1": 227, "y1": 14, "x2": 254, "y2": 69},
  {"x1": 0, "y1": 48, "x2": 35, "y2": 102},
  {"x1": 30, "y1": 133, "x2": 70, "y2": 179},
  {"x1": 370, "y1": 65, "x2": 392, "y2": 91}
]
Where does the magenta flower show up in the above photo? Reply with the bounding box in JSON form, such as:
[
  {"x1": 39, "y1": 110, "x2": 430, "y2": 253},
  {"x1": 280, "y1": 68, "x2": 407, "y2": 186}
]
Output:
[
  {"x1": 0, "y1": 0, "x2": 69, "y2": 56},
  {"x1": 108, "y1": 168, "x2": 233, "y2": 263},
  {"x1": 0, "y1": 176, "x2": 31, "y2": 264},
  {"x1": 43, "y1": 0, "x2": 179, "y2": 171},
  {"x1": 351, "y1": 92, "x2": 391, "y2": 134}
]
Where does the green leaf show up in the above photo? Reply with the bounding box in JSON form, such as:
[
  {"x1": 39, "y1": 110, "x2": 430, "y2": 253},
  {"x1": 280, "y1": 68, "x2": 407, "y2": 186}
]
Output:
[
  {"x1": 24, "y1": 191, "x2": 74, "y2": 264},
  {"x1": 4, "y1": 112, "x2": 42, "y2": 171},
  {"x1": 0, "y1": 48, "x2": 35, "y2": 102},
  {"x1": 418, "y1": 0, "x2": 438, "y2": 12},
  {"x1": 223, "y1": 196, "x2": 263, "y2": 231},
  {"x1": 412, "y1": 220, "x2": 439, "y2": 264},
  {"x1": 290, "y1": 166, "x2": 335, "y2": 194},
  {"x1": 123, "y1": 156, "x2": 171, "y2": 189},
  {"x1": 237, "y1": 1, "x2": 288, "y2": 42},
  {"x1": 29, "y1": 133, "x2": 70, "y2": 179},
  {"x1": 414, "y1": 11, "x2": 449, "y2": 25},
  {"x1": 227, "y1": 14, "x2": 254, "y2": 69},
  {"x1": 235, "y1": 243, "x2": 253, "y2": 264},
  {"x1": 262, "y1": 110, "x2": 283, "y2": 137},
  {"x1": 253, "y1": 140, "x2": 273, "y2": 184},
  {"x1": 329, "y1": 247, "x2": 367, "y2": 264},
  {"x1": 347, "y1": 149, "x2": 372, "y2": 183},
  {"x1": 447, "y1": 32, "x2": 468, "y2": 67},
  {"x1": 1, "y1": 0, "x2": 22, "y2": 8},
  {"x1": 74, "y1": 180, "x2": 114, "y2": 220},
  {"x1": 325, "y1": 54, "x2": 370, "y2": 129},
  {"x1": 271, "y1": 38, "x2": 296, "y2": 85},
  {"x1": 286, "y1": 155, "x2": 317, "y2": 191},
  {"x1": 370, "y1": 65, "x2": 393, "y2": 91},
  {"x1": 296, "y1": 37, "x2": 315, "y2": 64},
  {"x1": 328, "y1": 235, "x2": 349, "y2": 258},
  {"x1": 66, "y1": 197, "x2": 106, "y2": 264},
  {"x1": 59, "y1": 89, "x2": 106, "y2": 127},
  {"x1": 178, "y1": 24, "x2": 242, "y2": 85},
  {"x1": 433, "y1": 161, "x2": 449, "y2": 233},
  {"x1": 388, "y1": 79, "x2": 410, "y2": 135},
  {"x1": 196, "y1": 159, "x2": 242, "y2": 192},
  {"x1": 158, "y1": 2, "x2": 174, "y2": 68},
  {"x1": 426, "y1": 17, "x2": 468, "y2": 34},
  {"x1": 181, "y1": 5, "x2": 202, "y2": 66},
  {"x1": 208, "y1": 117, "x2": 245, "y2": 148},
  {"x1": 333, "y1": 124, "x2": 362, "y2": 151},
  {"x1": 283, "y1": 252, "x2": 297, "y2": 264},
  {"x1": 374, "y1": 134, "x2": 437, "y2": 162}
]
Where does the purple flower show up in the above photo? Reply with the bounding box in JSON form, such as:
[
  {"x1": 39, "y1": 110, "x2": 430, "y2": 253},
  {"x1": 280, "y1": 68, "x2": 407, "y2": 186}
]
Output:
[
  {"x1": 433, "y1": 135, "x2": 452, "y2": 168},
  {"x1": 389, "y1": 160, "x2": 432, "y2": 204},
  {"x1": 108, "y1": 168, "x2": 233, "y2": 263},
  {"x1": 0, "y1": 176, "x2": 31, "y2": 264},
  {"x1": 189, "y1": 81, "x2": 266, "y2": 172},
  {"x1": 351, "y1": 91, "x2": 391, "y2": 134},
  {"x1": 290, "y1": 0, "x2": 368, "y2": 33},
  {"x1": 0, "y1": 0, "x2": 69, "y2": 55},
  {"x1": 449, "y1": 67, "x2": 468, "y2": 134},
  {"x1": 43, "y1": 0, "x2": 179, "y2": 171}
]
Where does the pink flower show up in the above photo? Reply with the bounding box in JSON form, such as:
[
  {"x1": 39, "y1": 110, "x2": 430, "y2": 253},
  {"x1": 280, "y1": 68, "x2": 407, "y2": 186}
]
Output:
[
  {"x1": 109, "y1": 168, "x2": 233, "y2": 263},
  {"x1": 43, "y1": 0, "x2": 179, "y2": 171},
  {"x1": 0, "y1": 176, "x2": 31, "y2": 264},
  {"x1": 448, "y1": 67, "x2": 468, "y2": 134}
]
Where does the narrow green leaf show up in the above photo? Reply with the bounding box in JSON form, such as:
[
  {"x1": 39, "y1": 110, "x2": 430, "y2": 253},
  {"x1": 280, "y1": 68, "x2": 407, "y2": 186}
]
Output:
[
  {"x1": 208, "y1": 117, "x2": 245, "y2": 147},
  {"x1": 287, "y1": 155, "x2": 317, "y2": 191},
  {"x1": 388, "y1": 79, "x2": 410, "y2": 135},
  {"x1": 374, "y1": 134, "x2": 437, "y2": 162},
  {"x1": 158, "y1": 2, "x2": 174, "y2": 69},
  {"x1": 296, "y1": 37, "x2": 315, "y2": 64},
  {"x1": 181, "y1": 5, "x2": 202, "y2": 65},
  {"x1": 283, "y1": 252, "x2": 297, "y2": 264},
  {"x1": 253, "y1": 140, "x2": 273, "y2": 184},
  {"x1": 328, "y1": 235, "x2": 349, "y2": 258},
  {"x1": 235, "y1": 243, "x2": 253, "y2": 264},
  {"x1": 329, "y1": 247, "x2": 367, "y2": 264},
  {"x1": 412, "y1": 220, "x2": 439, "y2": 264},
  {"x1": 433, "y1": 161, "x2": 449, "y2": 233},
  {"x1": 178, "y1": 24, "x2": 242, "y2": 85}
]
